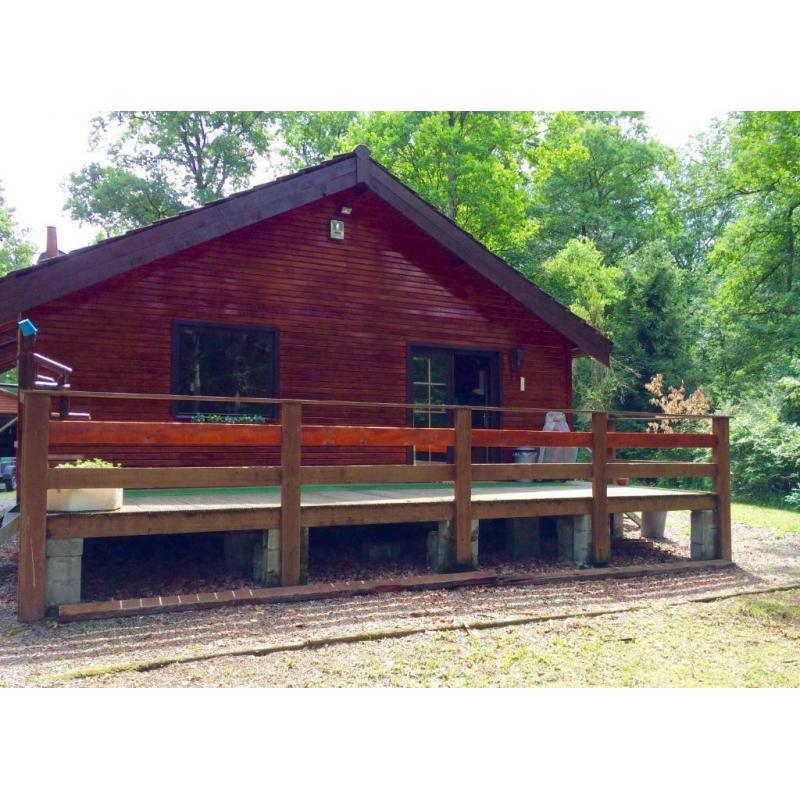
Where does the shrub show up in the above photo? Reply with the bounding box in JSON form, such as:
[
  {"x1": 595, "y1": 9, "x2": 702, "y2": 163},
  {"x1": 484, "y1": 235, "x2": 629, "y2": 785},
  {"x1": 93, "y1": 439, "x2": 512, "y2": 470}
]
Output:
[
  {"x1": 55, "y1": 458, "x2": 120, "y2": 469},
  {"x1": 727, "y1": 401, "x2": 800, "y2": 504},
  {"x1": 644, "y1": 373, "x2": 710, "y2": 432}
]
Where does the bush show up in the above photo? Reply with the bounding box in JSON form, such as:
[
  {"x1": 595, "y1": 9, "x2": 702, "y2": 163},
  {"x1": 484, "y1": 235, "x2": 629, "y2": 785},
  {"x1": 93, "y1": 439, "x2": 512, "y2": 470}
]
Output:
[
  {"x1": 55, "y1": 458, "x2": 120, "y2": 469},
  {"x1": 728, "y1": 401, "x2": 800, "y2": 505}
]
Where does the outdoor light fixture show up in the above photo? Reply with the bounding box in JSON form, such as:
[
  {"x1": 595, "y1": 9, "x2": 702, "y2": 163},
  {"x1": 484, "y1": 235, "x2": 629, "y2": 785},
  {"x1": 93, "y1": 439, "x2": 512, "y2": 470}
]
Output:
[
  {"x1": 339, "y1": 205, "x2": 353, "y2": 216},
  {"x1": 18, "y1": 318, "x2": 38, "y2": 338},
  {"x1": 510, "y1": 345, "x2": 526, "y2": 374}
]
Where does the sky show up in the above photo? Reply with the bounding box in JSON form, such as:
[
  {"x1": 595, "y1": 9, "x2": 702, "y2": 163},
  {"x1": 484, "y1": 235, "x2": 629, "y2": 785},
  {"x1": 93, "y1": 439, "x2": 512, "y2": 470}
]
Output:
[{"x1": 0, "y1": 110, "x2": 726, "y2": 258}]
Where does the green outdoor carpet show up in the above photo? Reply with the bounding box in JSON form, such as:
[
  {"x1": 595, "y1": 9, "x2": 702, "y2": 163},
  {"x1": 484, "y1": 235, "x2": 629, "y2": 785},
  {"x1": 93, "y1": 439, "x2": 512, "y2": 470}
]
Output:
[{"x1": 125, "y1": 481, "x2": 571, "y2": 498}]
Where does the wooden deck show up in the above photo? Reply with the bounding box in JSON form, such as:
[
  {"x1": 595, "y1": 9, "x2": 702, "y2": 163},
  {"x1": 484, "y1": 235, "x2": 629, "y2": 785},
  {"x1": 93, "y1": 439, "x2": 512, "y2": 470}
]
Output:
[
  {"x1": 47, "y1": 481, "x2": 716, "y2": 539},
  {"x1": 14, "y1": 386, "x2": 732, "y2": 621}
]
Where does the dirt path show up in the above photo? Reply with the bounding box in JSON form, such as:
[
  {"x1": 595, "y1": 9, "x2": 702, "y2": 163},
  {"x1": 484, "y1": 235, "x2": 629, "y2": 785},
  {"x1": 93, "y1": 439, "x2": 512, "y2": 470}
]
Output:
[{"x1": 0, "y1": 511, "x2": 798, "y2": 687}]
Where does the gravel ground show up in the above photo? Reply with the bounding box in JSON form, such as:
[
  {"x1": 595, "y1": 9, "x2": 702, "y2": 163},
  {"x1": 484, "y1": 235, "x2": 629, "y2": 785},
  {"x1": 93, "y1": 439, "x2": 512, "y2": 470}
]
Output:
[{"x1": 0, "y1": 508, "x2": 798, "y2": 687}]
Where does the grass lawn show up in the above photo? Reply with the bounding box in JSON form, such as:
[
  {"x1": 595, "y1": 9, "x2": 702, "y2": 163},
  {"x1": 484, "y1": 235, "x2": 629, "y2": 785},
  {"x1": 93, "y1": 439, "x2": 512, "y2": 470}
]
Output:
[{"x1": 732, "y1": 501, "x2": 800, "y2": 535}]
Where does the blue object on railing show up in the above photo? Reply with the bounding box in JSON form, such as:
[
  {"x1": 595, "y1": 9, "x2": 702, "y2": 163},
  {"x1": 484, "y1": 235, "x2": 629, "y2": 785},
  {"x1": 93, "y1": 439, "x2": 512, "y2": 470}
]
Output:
[{"x1": 18, "y1": 319, "x2": 38, "y2": 337}]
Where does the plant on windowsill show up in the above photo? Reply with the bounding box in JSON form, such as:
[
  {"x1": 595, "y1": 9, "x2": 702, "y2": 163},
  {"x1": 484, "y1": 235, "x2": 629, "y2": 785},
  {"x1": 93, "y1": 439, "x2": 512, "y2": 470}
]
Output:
[
  {"x1": 186, "y1": 413, "x2": 269, "y2": 424},
  {"x1": 47, "y1": 458, "x2": 123, "y2": 513}
]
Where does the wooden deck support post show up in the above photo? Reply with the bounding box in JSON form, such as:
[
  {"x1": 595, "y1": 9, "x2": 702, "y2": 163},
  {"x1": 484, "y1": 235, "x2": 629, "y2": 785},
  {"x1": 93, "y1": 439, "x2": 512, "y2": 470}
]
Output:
[
  {"x1": 712, "y1": 416, "x2": 732, "y2": 561},
  {"x1": 17, "y1": 390, "x2": 50, "y2": 621},
  {"x1": 591, "y1": 411, "x2": 610, "y2": 565},
  {"x1": 454, "y1": 406, "x2": 473, "y2": 568},
  {"x1": 280, "y1": 402, "x2": 303, "y2": 586}
]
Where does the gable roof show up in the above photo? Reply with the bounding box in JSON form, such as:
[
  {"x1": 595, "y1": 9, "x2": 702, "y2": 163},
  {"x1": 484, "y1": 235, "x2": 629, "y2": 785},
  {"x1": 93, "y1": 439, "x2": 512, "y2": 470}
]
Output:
[{"x1": 0, "y1": 146, "x2": 611, "y2": 364}]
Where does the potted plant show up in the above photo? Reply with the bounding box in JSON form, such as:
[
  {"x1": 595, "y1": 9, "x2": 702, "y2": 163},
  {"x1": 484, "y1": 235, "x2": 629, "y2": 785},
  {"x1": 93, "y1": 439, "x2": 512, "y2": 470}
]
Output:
[
  {"x1": 47, "y1": 458, "x2": 123, "y2": 512},
  {"x1": 640, "y1": 374, "x2": 710, "y2": 538}
]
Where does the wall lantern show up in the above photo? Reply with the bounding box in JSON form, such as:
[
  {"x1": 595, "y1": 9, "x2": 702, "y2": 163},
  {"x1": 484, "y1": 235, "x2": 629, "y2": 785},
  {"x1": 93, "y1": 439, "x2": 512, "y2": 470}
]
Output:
[{"x1": 510, "y1": 345, "x2": 526, "y2": 375}]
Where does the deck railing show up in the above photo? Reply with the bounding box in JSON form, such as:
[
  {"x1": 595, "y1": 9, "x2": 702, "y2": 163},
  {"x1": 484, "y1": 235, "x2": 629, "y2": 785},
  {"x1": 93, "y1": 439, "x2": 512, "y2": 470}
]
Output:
[{"x1": 15, "y1": 388, "x2": 731, "y2": 622}]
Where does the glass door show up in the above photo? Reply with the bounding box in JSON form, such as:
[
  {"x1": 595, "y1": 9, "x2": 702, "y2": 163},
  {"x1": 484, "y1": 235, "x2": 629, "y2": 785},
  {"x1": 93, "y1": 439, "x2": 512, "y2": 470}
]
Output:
[
  {"x1": 409, "y1": 346, "x2": 500, "y2": 463},
  {"x1": 410, "y1": 348, "x2": 452, "y2": 463}
]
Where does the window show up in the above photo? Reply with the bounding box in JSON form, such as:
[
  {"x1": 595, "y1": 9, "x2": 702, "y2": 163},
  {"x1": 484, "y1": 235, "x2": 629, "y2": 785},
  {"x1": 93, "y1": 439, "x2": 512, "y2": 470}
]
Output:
[
  {"x1": 172, "y1": 321, "x2": 277, "y2": 420},
  {"x1": 411, "y1": 351, "x2": 451, "y2": 429}
]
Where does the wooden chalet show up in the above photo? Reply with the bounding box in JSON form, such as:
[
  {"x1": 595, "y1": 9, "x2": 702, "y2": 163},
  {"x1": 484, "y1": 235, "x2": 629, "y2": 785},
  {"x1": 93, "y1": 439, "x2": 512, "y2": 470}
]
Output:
[{"x1": 0, "y1": 146, "x2": 732, "y2": 622}]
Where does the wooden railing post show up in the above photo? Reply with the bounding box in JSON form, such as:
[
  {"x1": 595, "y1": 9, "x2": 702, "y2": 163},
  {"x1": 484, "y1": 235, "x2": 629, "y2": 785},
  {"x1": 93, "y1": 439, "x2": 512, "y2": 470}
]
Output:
[
  {"x1": 591, "y1": 411, "x2": 609, "y2": 565},
  {"x1": 17, "y1": 390, "x2": 50, "y2": 621},
  {"x1": 454, "y1": 407, "x2": 473, "y2": 568},
  {"x1": 16, "y1": 334, "x2": 36, "y2": 499},
  {"x1": 712, "y1": 416, "x2": 732, "y2": 561},
  {"x1": 280, "y1": 402, "x2": 302, "y2": 586}
]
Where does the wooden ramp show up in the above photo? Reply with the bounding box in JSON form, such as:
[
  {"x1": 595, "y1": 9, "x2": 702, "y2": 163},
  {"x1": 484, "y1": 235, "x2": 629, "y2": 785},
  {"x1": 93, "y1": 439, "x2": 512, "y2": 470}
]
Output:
[{"x1": 58, "y1": 560, "x2": 734, "y2": 622}]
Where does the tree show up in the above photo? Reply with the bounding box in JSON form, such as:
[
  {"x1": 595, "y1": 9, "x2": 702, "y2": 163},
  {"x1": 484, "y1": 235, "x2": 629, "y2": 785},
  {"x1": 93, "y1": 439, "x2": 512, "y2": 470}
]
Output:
[
  {"x1": 65, "y1": 112, "x2": 276, "y2": 235},
  {"x1": 531, "y1": 237, "x2": 622, "y2": 333},
  {"x1": 343, "y1": 111, "x2": 539, "y2": 260},
  {"x1": 277, "y1": 112, "x2": 360, "y2": 169},
  {"x1": 528, "y1": 238, "x2": 625, "y2": 408},
  {"x1": 611, "y1": 241, "x2": 693, "y2": 408},
  {"x1": 0, "y1": 181, "x2": 35, "y2": 276},
  {"x1": 528, "y1": 112, "x2": 677, "y2": 265},
  {"x1": 695, "y1": 112, "x2": 800, "y2": 395},
  {"x1": 65, "y1": 164, "x2": 184, "y2": 236}
]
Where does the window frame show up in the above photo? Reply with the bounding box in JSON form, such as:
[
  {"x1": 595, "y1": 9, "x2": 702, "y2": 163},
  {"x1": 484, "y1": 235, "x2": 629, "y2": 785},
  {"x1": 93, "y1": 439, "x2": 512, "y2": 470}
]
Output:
[{"x1": 170, "y1": 319, "x2": 280, "y2": 422}]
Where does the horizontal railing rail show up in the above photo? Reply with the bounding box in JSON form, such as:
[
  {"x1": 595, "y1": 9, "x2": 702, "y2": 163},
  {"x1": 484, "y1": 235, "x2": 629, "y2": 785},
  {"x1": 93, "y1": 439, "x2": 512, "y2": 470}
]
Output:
[
  {"x1": 14, "y1": 387, "x2": 733, "y2": 622},
  {"x1": 48, "y1": 420, "x2": 597, "y2": 449},
  {"x1": 25, "y1": 387, "x2": 726, "y2": 420}
]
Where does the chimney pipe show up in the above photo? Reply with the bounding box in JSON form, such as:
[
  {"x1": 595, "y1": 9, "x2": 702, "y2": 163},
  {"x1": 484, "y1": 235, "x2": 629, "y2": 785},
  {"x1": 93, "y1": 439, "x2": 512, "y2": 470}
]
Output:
[{"x1": 46, "y1": 226, "x2": 58, "y2": 258}]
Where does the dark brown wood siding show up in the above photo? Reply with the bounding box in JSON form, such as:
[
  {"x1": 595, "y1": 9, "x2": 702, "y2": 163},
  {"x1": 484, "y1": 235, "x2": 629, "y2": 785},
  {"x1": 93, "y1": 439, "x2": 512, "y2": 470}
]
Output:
[{"x1": 26, "y1": 188, "x2": 572, "y2": 467}]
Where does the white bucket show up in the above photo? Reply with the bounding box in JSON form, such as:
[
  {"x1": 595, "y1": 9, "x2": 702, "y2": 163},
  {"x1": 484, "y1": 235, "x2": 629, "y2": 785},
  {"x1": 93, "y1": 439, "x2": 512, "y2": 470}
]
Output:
[{"x1": 46, "y1": 487, "x2": 123, "y2": 512}]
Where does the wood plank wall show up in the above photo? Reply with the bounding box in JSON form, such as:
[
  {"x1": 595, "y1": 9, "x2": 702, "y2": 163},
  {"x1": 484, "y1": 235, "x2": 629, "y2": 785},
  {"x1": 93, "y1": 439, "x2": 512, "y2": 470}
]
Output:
[{"x1": 25, "y1": 188, "x2": 572, "y2": 467}]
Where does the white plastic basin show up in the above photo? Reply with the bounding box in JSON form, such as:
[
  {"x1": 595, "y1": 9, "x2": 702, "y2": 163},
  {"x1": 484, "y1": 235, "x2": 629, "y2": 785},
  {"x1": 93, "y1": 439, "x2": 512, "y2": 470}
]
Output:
[{"x1": 46, "y1": 487, "x2": 123, "y2": 512}]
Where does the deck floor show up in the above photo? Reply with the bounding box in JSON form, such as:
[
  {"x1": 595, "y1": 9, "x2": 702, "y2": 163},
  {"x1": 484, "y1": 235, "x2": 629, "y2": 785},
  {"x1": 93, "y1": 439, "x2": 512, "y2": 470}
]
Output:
[{"x1": 47, "y1": 481, "x2": 716, "y2": 539}]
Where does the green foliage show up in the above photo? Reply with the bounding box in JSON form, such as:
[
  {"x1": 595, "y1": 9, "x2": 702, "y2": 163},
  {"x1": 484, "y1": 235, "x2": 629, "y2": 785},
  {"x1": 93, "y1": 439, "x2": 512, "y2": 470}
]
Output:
[
  {"x1": 65, "y1": 112, "x2": 276, "y2": 235},
  {"x1": 528, "y1": 237, "x2": 630, "y2": 409},
  {"x1": 344, "y1": 111, "x2": 539, "y2": 259},
  {"x1": 188, "y1": 413, "x2": 268, "y2": 424},
  {"x1": 278, "y1": 112, "x2": 359, "y2": 169},
  {"x1": 703, "y1": 112, "x2": 800, "y2": 396},
  {"x1": 611, "y1": 242, "x2": 694, "y2": 407},
  {"x1": 531, "y1": 238, "x2": 621, "y2": 332},
  {"x1": 65, "y1": 164, "x2": 184, "y2": 235},
  {"x1": 0, "y1": 182, "x2": 35, "y2": 275},
  {"x1": 727, "y1": 384, "x2": 800, "y2": 504},
  {"x1": 527, "y1": 112, "x2": 677, "y2": 265},
  {"x1": 777, "y1": 369, "x2": 800, "y2": 424},
  {"x1": 55, "y1": 458, "x2": 120, "y2": 469}
]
